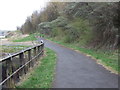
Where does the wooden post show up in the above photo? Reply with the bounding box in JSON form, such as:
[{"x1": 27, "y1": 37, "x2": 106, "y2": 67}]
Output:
[
  {"x1": 23, "y1": 52, "x2": 27, "y2": 74},
  {"x1": 28, "y1": 50, "x2": 31, "y2": 68},
  {"x1": 0, "y1": 44, "x2": 44, "y2": 88},
  {"x1": 34, "y1": 47, "x2": 37, "y2": 62},
  {"x1": 19, "y1": 52, "x2": 26, "y2": 76},
  {"x1": 2, "y1": 61, "x2": 7, "y2": 88},
  {"x1": 42, "y1": 44, "x2": 44, "y2": 56},
  {"x1": 24, "y1": 52, "x2": 28, "y2": 73},
  {"x1": 11, "y1": 58, "x2": 19, "y2": 84},
  {"x1": 38, "y1": 46, "x2": 40, "y2": 53},
  {"x1": 38, "y1": 46, "x2": 40, "y2": 58},
  {"x1": 31, "y1": 49, "x2": 34, "y2": 67},
  {"x1": 6, "y1": 57, "x2": 14, "y2": 88},
  {"x1": 15, "y1": 68, "x2": 20, "y2": 83}
]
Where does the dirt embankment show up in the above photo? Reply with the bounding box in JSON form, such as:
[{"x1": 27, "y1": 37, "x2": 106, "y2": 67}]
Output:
[{"x1": 1, "y1": 33, "x2": 33, "y2": 46}]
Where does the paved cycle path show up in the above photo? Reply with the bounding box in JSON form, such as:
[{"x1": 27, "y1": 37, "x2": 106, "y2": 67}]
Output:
[{"x1": 42, "y1": 38, "x2": 118, "y2": 88}]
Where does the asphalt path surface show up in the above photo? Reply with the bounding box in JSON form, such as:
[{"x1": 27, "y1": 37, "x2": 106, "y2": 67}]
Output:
[{"x1": 41, "y1": 38, "x2": 118, "y2": 88}]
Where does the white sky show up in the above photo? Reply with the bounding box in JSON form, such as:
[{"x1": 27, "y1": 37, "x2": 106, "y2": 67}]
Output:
[{"x1": 0, "y1": 0, "x2": 50, "y2": 31}]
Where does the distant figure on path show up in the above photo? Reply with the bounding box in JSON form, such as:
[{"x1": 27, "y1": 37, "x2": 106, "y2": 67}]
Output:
[{"x1": 40, "y1": 40, "x2": 44, "y2": 43}]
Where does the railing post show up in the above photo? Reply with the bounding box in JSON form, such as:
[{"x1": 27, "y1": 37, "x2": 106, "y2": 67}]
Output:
[
  {"x1": 0, "y1": 44, "x2": 44, "y2": 88},
  {"x1": 34, "y1": 47, "x2": 37, "y2": 62},
  {"x1": 37, "y1": 46, "x2": 39, "y2": 55},
  {"x1": 30, "y1": 49, "x2": 34, "y2": 67},
  {"x1": 42, "y1": 43, "x2": 44, "y2": 56},
  {"x1": 6, "y1": 57, "x2": 14, "y2": 88},
  {"x1": 15, "y1": 66, "x2": 20, "y2": 83},
  {"x1": 2, "y1": 62, "x2": 7, "y2": 88},
  {"x1": 24, "y1": 52, "x2": 28, "y2": 73},
  {"x1": 19, "y1": 52, "x2": 26, "y2": 76},
  {"x1": 38, "y1": 46, "x2": 40, "y2": 53},
  {"x1": 28, "y1": 50, "x2": 31, "y2": 68}
]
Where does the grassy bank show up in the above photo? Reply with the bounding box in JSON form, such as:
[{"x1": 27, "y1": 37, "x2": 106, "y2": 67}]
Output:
[
  {"x1": 47, "y1": 37, "x2": 119, "y2": 73},
  {"x1": 16, "y1": 48, "x2": 56, "y2": 88},
  {"x1": 0, "y1": 45, "x2": 30, "y2": 53},
  {"x1": 13, "y1": 33, "x2": 42, "y2": 42}
]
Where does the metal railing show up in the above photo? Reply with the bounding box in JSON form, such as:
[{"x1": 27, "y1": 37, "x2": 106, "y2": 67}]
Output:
[{"x1": 0, "y1": 43, "x2": 44, "y2": 88}]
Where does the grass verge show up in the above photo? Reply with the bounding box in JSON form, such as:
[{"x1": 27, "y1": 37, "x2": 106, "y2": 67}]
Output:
[
  {"x1": 16, "y1": 48, "x2": 56, "y2": 88},
  {"x1": 12, "y1": 33, "x2": 45, "y2": 42},
  {"x1": 0, "y1": 45, "x2": 31, "y2": 53},
  {"x1": 13, "y1": 34, "x2": 38, "y2": 42},
  {"x1": 47, "y1": 37, "x2": 119, "y2": 74},
  {"x1": 13, "y1": 34, "x2": 36, "y2": 42}
]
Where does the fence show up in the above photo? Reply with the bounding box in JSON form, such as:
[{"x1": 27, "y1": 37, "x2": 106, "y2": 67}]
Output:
[{"x1": 0, "y1": 43, "x2": 44, "y2": 88}]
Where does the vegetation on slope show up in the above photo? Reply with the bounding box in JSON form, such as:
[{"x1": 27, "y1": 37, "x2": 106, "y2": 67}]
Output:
[
  {"x1": 13, "y1": 34, "x2": 37, "y2": 42},
  {"x1": 0, "y1": 45, "x2": 30, "y2": 54},
  {"x1": 19, "y1": 2, "x2": 119, "y2": 49},
  {"x1": 0, "y1": 45, "x2": 30, "y2": 59},
  {"x1": 13, "y1": 33, "x2": 43, "y2": 42}
]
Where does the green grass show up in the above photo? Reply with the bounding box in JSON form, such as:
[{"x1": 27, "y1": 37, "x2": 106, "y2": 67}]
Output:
[
  {"x1": 13, "y1": 34, "x2": 36, "y2": 42},
  {"x1": 47, "y1": 37, "x2": 119, "y2": 73},
  {"x1": 16, "y1": 48, "x2": 56, "y2": 88},
  {"x1": 13, "y1": 34, "x2": 39, "y2": 42},
  {"x1": 13, "y1": 33, "x2": 45, "y2": 42},
  {"x1": 0, "y1": 45, "x2": 31, "y2": 53}
]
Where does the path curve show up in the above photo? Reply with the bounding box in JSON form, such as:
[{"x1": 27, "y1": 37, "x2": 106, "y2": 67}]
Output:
[{"x1": 41, "y1": 38, "x2": 118, "y2": 88}]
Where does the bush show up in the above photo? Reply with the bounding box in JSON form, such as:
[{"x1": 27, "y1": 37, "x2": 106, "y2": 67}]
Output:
[
  {"x1": 63, "y1": 18, "x2": 92, "y2": 44},
  {"x1": 51, "y1": 16, "x2": 68, "y2": 27}
]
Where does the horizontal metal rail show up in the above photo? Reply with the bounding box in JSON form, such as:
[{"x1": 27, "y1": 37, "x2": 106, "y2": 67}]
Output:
[
  {"x1": 0, "y1": 50, "x2": 42, "y2": 86},
  {"x1": 0, "y1": 44, "x2": 43, "y2": 62},
  {"x1": 0, "y1": 43, "x2": 44, "y2": 88}
]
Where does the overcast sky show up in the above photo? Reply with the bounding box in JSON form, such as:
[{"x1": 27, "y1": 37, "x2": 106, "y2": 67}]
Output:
[{"x1": 0, "y1": 0, "x2": 50, "y2": 31}]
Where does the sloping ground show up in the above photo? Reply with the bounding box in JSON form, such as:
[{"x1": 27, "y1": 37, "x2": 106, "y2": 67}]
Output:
[
  {"x1": 17, "y1": 48, "x2": 56, "y2": 88},
  {"x1": 1, "y1": 38, "x2": 33, "y2": 46},
  {"x1": 0, "y1": 38, "x2": 33, "y2": 59},
  {"x1": 42, "y1": 38, "x2": 118, "y2": 88}
]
